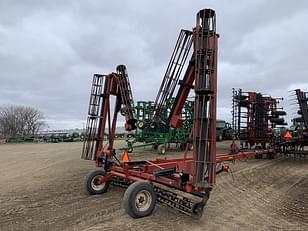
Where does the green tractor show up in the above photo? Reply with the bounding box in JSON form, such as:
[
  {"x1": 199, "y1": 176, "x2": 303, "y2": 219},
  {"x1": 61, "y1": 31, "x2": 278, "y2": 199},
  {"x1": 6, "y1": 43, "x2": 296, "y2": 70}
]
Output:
[{"x1": 216, "y1": 120, "x2": 233, "y2": 142}]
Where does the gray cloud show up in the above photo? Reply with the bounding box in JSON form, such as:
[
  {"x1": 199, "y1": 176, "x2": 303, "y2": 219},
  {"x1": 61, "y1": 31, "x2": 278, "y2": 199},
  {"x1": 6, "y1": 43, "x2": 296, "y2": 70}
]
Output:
[{"x1": 1, "y1": 0, "x2": 308, "y2": 129}]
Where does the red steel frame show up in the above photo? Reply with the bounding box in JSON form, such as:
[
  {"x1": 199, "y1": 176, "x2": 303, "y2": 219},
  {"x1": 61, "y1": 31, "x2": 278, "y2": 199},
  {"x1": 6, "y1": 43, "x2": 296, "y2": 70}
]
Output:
[
  {"x1": 93, "y1": 9, "x2": 266, "y2": 198},
  {"x1": 246, "y1": 92, "x2": 256, "y2": 145},
  {"x1": 239, "y1": 91, "x2": 281, "y2": 149},
  {"x1": 94, "y1": 66, "x2": 137, "y2": 164},
  {"x1": 93, "y1": 9, "x2": 220, "y2": 198},
  {"x1": 192, "y1": 9, "x2": 217, "y2": 188},
  {"x1": 87, "y1": 9, "x2": 277, "y2": 209},
  {"x1": 97, "y1": 147, "x2": 276, "y2": 192}
]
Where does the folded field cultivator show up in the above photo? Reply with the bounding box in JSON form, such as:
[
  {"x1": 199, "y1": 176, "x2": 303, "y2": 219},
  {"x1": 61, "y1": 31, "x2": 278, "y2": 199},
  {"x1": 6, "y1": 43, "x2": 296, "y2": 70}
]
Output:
[
  {"x1": 81, "y1": 9, "x2": 278, "y2": 219},
  {"x1": 281, "y1": 89, "x2": 308, "y2": 156},
  {"x1": 82, "y1": 65, "x2": 136, "y2": 161},
  {"x1": 294, "y1": 89, "x2": 308, "y2": 128},
  {"x1": 232, "y1": 88, "x2": 287, "y2": 157},
  {"x1": 124, "y1": 98, "x2": 193, "y2": 154}
]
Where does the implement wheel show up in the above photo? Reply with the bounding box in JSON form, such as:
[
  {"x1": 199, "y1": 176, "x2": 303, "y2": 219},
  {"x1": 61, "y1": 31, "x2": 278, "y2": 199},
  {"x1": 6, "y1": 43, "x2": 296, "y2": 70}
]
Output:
[
  {"x1": 153, "y1": 144, "x2": 158, "y2": 150},
  {"x1": 157, "y1": 144, "x2": 166, "y2": 155},
  {"x1": 217, "y1": 133, "x2": 223, "y2": 142},
  {"x1": 180, "y1": 142, "x2": 186, "y2": 151},
  {"x1": 192, "y1": 202, "x2": 205, "y2": 219},
  {"x1": 137, "y1": 120, "x2": 145, "y2": 129},
  {"x1": 85, "y1": 169, "x2": 110, "y2": 195},
  {"x1": 123, "y1": 181, "x2": 157, "y2": 218}
]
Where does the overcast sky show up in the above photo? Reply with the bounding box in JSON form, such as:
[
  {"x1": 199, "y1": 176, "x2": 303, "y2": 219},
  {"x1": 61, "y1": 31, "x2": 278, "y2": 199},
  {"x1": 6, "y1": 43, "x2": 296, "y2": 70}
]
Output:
[{"x1": 1, "y1": 0, "x2": 308, "y2": 129}]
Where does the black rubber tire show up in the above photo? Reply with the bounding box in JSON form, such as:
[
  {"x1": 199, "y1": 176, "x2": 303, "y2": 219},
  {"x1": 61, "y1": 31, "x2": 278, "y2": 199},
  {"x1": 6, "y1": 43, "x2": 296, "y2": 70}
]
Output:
[
  {"x1": 234, "y1": 95, "x2": 247, "y2": 101},
  {"x1": 217, "y1": 133, "x2": 223, "y2": 142},
  {"x1": 267, "y1": 153, "x2": 275, "y2": 159},
  {"x1": 275, "y1": 121, "x2": 288, "y2": 126},
  {"x1": 120, "y1": 108, "x2": 126, "y2": 116},
  {"x1": 123, "y1": 181, "x2": 157, "y2": 218},
  {"x1": 270, "y1": 118, "x2": 284, "y2": 123},
  {"x1": 293, "y1": 117, "x2": 304, "y2": 123},
  {"x1": 238, "y1": 100, "x2": 249, "y2": 107},
  {"x1": 272, "y1": 110, "x2": 286, "y2": 116},
  {"x1": 127, "y1": 133, "x2": 133, "y2": 138},
  {"x1": 85, "y1": 169, "x2": 110, "y2": 195},
  {"x1": 157, "y1": 144, "x2": 166, "y2": 154},
  {"x1": 149, "y1": 122, "x2": 156, "y2": 129},
  {"x1": 137, "y1": 121, "x2": 145, "y2": 129},
  {"x1": 152, "y1": 144, "x2": 158, "y2": 150},
  {"x1": 180, "y1": 142, "x2": 186, "y2": 151},
  {"x1": 191, "y1": 202, "x2": 205, "y2": 219}
]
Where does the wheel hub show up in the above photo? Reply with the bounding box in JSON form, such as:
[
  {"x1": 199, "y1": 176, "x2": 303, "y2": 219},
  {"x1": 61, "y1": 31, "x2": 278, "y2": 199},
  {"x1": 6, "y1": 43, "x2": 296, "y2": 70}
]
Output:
[
  {"x1": 135, "y1": 190, "x2": 152, "y2": 212},
  {"x1": 91, "y1": 175, "x2": 106, "y2": 191}
]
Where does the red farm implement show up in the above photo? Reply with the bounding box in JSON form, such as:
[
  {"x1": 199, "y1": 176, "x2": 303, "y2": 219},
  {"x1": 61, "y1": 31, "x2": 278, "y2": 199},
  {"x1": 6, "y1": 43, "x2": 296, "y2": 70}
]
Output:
[
  {"x1": 232, "y1": 88, "x2": 287, "y2": 157},
  {"x1": 81, "y1": 9, "x2": 276, "y2": 219}
]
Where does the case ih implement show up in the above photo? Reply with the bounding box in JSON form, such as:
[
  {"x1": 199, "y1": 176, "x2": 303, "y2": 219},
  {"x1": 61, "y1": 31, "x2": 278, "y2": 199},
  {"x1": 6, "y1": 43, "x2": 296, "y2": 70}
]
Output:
[
  {"x1": 232, "y1": 88, "x2": 286, "y2": 156},
  {"x1": 81, "y1": 9, "x2": 281, "y2": 219}
]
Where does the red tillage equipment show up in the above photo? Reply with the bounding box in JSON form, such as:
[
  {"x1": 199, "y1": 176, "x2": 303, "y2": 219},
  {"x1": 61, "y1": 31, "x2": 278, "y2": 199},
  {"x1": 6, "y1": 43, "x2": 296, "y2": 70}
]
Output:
[
  {"x1": 81, "y1": 9, "x2": 273, "y2": 219},
  {"x1": 232, "y1": 88, "x2": 287, "y2": 157}
]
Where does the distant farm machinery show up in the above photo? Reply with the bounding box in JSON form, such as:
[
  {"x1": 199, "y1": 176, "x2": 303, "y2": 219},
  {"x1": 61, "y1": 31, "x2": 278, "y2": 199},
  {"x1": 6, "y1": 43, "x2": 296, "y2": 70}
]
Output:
[
  {"x1": 124, "y1": 99, "x2": 193, "y2": 154},
  {"x1": 280, "y1": 89, "x2": 308, "y2": 156},
  {"x1": 124, "y1": 100, "x2": 233, "y2": 154},
  {"x1": 5, "y1": 132, "x2": 82, "y2": 143},
  {"x1": 232, "y1": 88, "x2": 287, "y2": 156}
]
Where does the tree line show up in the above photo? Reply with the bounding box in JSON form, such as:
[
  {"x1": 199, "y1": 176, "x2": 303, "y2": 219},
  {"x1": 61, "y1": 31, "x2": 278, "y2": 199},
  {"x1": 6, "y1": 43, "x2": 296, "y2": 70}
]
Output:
[{"x1": 0, "y1": 105, "x2": 45, "y2": 138}]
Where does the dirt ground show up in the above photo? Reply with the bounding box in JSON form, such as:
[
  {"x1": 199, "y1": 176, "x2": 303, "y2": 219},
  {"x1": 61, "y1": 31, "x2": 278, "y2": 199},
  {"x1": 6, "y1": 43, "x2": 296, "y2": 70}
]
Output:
[{"x1": 0, "y1": 141, "x2": 307, "y2": 231}]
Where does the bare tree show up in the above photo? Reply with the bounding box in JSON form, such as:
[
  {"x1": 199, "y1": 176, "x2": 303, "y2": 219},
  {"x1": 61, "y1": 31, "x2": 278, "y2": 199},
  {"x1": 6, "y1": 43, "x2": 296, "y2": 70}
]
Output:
[{"x1": 0, "y1": 105, "x2": 46, "y2": 138}]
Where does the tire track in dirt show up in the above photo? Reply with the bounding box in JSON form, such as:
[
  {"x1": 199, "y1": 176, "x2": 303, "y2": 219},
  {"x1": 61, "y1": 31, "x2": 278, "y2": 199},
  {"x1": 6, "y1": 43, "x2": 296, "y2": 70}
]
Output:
[{"x1": 206, "y1": 157, "x2": 308, "y2": 230}]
